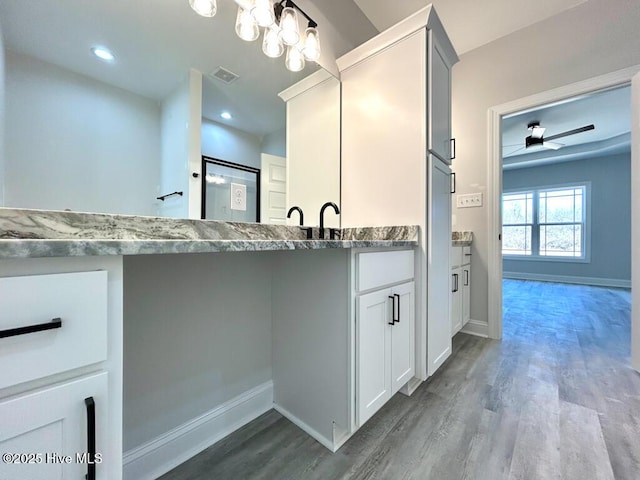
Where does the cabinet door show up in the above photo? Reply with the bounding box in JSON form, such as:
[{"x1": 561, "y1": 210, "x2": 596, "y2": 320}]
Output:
[
  {"x1": 451, "y1": 268, "x2": 462, "y2": 335},
  {"x1": 462, "y1": 265, "x2": 471, "y2": 327},
  {"x1": 0, "y1": 372, "x2": 109, "y2": 480},
  {"x1": 429, "y1": 31, "x2": 452, "y2": 163},
  {"x1": 427, "y1": 157, "x2": 452, "y2": 375},
  {"x1": 357, "y1": 289, "x2": 392, "y2": 426},
  {"x1": 390, "y1": 282, "x2": 415, "y2": 394}
]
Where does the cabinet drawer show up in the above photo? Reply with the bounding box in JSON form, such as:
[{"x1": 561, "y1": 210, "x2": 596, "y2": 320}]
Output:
[
  {"x1": 357, "y1": 250, "x2": 414, "y2": 292},
  {"x1": 0, "y1": 271, "x2": 108, "y2": 390}
]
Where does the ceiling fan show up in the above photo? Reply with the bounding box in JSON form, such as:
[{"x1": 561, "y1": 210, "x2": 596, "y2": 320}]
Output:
[{"x1": 505, "y1": 121, "x2": 595, "y2": 156}]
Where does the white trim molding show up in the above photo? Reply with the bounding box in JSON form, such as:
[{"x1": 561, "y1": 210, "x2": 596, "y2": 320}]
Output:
[
  {"x1": 503, "y1": 271, "x2": 631, "y2": 289},
  {"x1": 460, "y1": 319, "x2": 489, "y2": 338},
  {"x1": 123, "y1": 381, "x2": 274, "y2": 480},
  {"x1": 273, "y1": 403, "x2": 346, "y2": 453},
  {"x1": 487, "y1": 64, "x2": 640, "y2": 341}
]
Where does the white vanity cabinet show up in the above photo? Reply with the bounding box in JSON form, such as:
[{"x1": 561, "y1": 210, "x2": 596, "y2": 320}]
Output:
[
  {"x1": 450, "y1": 246, "x2": 471, "y2": 336},
  {"x1": 355, "y1": 250, "x2": 415, "y2": 426},
  {"x1": 0, "y1": 372, "x2": 108, "y2": 480},
  {"x1": 0, "y1": 257, "x2": 123, "y2": 480},
  {"x1": 338, "y1": 6, "x2": 458, "y2": 381}
]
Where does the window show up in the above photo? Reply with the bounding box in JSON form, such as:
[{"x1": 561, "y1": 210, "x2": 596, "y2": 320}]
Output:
[{"x1": 502, "y1": 185, "x2": 587, "y2": 259}]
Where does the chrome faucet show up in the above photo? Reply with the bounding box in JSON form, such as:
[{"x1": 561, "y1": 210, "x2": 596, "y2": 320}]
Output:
[
  {"x1": 287, "y1": 206, "x2": 312, "y2": 239},
  {"x1": 319, "y1": 202, "x2": 340, "y2": 240}
]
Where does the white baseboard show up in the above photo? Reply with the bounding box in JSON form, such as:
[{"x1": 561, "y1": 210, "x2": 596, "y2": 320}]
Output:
[
  {"x1": 273, "y1": 403, "x2": 338, "y2": 452},
  {"x1": 503, "y1": 271, "x2": 631, "y2": 289},
  {"x1": 460, "y1": 319, "x2": 489, "y2": 338},
  {"x1": 123, "y1": 381, "x2": 274, "y2": 480},
  {"x1": 399, "y1": 376, "x2": 423, "y2": 396}
]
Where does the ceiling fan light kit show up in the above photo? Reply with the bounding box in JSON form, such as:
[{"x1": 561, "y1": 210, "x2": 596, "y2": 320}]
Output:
[
  {"x1": 189, "y1": 0, "x2": 320, "y2": 72},
  {"x1": 521, "y1": 121, "x2": 595, "y2": 152}
]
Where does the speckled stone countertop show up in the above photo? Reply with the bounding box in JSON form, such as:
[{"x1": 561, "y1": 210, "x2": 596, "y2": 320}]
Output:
[
  {"x1": 0, "y1": 208, "x2": 418, "y2": 259},
  {"x1": 452, "y1": 231, "x2": 473, "y2": 247}
]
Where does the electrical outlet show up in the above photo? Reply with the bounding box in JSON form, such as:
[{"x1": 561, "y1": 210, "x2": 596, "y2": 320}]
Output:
[
  {"x1": 230, "y1": 183, "x2": 247, "y2": 211},
  {"x1": 456, "y1": 193, "x2": 483, "y2": 208}
]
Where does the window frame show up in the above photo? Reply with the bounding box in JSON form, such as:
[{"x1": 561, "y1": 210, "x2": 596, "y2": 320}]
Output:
[{"x1": 502, "y1": 182, "x2": 591, "y2": 263}]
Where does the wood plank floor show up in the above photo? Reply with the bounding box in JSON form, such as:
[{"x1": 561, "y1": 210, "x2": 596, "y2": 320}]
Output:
[{"x1": 160, "y1": 280, "x2": 639, "y2": 480}]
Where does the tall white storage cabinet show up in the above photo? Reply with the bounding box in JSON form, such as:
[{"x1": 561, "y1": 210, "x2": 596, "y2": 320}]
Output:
[{"x1": 338, "y1": 6, "x2": 458, "y2": 380}]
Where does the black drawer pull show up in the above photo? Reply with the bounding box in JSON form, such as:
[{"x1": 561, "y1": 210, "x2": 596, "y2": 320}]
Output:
[
  {"x1": 0, "y1": 318, "x2": 62, "y2": 339},
  {"x1": 388, "y1": 296, "x2": 397, "y2": 325},
  {"x1": 394, "y1": 294, "x2": 401, "y2": 323},
  {"x1": 85, "y1": 397, "x2": 96, "y2": 480}
]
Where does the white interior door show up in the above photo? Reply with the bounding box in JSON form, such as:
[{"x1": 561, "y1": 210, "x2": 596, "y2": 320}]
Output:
[{"x1": 260, "y1": 153, "x2": 287, "y2": 224}]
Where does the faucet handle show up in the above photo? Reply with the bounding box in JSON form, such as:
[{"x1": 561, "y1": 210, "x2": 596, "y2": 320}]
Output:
[
  {"x1": 329, "y1": 228, "x2": 340, "y2": 240},
  {"x1": 300, "y1": 227, "x2": 313, "y2": 239}
]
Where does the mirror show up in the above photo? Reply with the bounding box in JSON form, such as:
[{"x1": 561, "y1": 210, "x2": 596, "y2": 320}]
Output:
[{"x1": 0, "y1": 0, "x2": 341, "y2": 224}]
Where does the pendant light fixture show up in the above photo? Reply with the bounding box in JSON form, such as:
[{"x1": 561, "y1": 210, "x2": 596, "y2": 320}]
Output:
[
  {"x1": 262, "y1": 26, "x2": 284, "y2": 58},
  {"x1": 189, "y1": 0, "x2": 217, "y2": 17},
  {"x1": 251, "y1": 0, "x2": 275, "y2": 27},
  {"x1": 278, "y1": 5, "x2": 299, "y2": 46},
  {"x1": 235, "y1": 6, "x2": 260, "y2": 42},
  {"x1": 301, "y1": 26, "x2": 320, "y2": 61},
  {"x1": 233, "y1": 0, "x2": 253, "y2": 9},
  {"x1": 285, "y1": 45, "x2": 305, "y2": 72},
  {"x1": 188, "y1": 0, "x2": 320, "y2": 73}
]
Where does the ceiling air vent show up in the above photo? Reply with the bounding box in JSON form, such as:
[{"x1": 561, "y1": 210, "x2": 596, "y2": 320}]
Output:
[{"x1": 210, "y1": 66, "x2": 239, "y2": 84}]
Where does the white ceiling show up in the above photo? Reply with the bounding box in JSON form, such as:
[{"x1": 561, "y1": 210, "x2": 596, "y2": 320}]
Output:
[
  {"x1": 502, "y1": 86, "x2": 631, "y2": 168},
  {"x1": 1, "y1": 0, "x2": 607, "y2": 139},
  {"x1": 352, "y1": 0, "x2": 588, "y2": 54},
  {"x1": 0, "y1": 0, "x2": 373, "y2": 137}
]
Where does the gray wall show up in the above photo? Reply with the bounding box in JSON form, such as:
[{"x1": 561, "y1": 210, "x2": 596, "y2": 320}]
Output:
[
  {"x1": 5, "y1": 51, "x2": 161, "y2": 215},
  {"x1": 451, "y1": 0, "x2": 640, "y2": 323},
  {"x1": 123, "y1": 252, "x2": 273, "y2": 450},
  {"x1": 261, "y1": 127, "x2": 286, "y2": 158},
  {"x1": 201, "y1": 117, "x2": 262, "y2": 170},
  {"x1": 503, "y1": 153, "x2": 631, "y2": 283}
]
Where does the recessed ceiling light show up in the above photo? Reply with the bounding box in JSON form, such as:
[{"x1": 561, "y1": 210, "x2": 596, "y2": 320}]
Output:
[
  {"x1": 91, "y1": 47, "x2": 115, "y2": 62},
  {"x1": 220, "y1": 111, "x2": 232, "y2": 120}
]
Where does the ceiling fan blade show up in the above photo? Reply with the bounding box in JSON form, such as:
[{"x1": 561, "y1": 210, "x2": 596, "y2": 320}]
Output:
[
  {"x1": 545, "y1": 124, "x2": 595, "y2": 141},
  {"x1": 543, "y1": 141, "x2": 564, "y2": 150},
  {"x1": 504, "y1": 146, "x2": 526, "y2": 157}
]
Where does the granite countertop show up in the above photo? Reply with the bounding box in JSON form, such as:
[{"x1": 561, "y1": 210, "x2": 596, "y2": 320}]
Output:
[
  {"x1": 452, "y1": 231, "x2": 473, "y2": 247},
  {"x1": 0, "y1": 208, "x2": 419, "y2": 259}
]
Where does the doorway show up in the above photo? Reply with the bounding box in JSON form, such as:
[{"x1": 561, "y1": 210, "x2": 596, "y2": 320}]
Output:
[{"x1": 486, "y1": 66, "x2": 640, "y2": 369}]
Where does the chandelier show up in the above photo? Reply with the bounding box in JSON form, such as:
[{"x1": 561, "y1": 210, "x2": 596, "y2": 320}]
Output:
[{"x1": 189, "y1": 0, "x2": 321, "y2": 72}]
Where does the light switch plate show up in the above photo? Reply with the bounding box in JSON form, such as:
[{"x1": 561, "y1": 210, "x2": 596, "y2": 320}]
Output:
[
  {"x1": 230, "y1": 183, "x2": 247, "y2": 211},
  {"x1": 456, "y1": 192, "x2": 483, "y2": 208}
]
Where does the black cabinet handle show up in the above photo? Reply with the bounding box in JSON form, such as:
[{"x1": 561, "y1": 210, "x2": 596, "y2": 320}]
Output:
[
  {"x1": 0, "y1": 318, "x2": 62, "y2": 339},
  {"x1": 464, "y1": 269, "x2": 469, "y2": 286},
  {"x1": 388, "y1": 296, "x2": 396, "y2": 325},
  {"x1": 85, "y1": 397, "x2": 96, "y2": 480},
  {"x1": 452, "y1": 273, "x2": 459, "y2": 293},
  {"x1": 394, "y1": 294, "x2": 400, "y2": 323},
  {"x1": 451, "y1": 173, "x2": 456, "y2": 194},
  {"x1": 450, "y1": 138, "x2": 456, "y2": 160}
]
